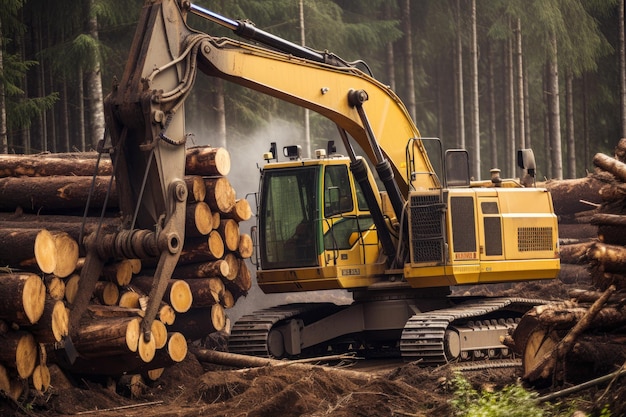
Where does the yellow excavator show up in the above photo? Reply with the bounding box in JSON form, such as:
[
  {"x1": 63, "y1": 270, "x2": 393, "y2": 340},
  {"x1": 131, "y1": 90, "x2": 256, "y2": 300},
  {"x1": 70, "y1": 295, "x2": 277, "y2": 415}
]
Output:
[{"x1": 71, "y1": 0, "x2": 559, "y2": 365}]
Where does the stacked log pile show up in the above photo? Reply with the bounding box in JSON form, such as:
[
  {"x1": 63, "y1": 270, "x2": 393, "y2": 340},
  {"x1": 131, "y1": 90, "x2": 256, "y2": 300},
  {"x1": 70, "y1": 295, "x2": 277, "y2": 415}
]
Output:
[
  {"x1": 0, "y1": 146, "x2": 253, "y2": 397},
  {"x1": 510, "y1": 139, "x2": 626, "y2": 384}
]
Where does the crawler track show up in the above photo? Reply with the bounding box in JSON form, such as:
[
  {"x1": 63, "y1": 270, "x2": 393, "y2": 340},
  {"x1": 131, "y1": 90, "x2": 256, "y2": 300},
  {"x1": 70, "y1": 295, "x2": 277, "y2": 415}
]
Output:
[
  {"x1": 229, "y1": 297, "x2": 548, "y2": 365},
  {"x1": 400, "y1": 297, "x2": 547, "y2": 365}
]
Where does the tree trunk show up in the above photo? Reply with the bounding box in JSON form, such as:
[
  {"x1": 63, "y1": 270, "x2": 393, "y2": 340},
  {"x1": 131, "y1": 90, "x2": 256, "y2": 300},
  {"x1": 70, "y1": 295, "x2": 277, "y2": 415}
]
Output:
[
  {"x1": 214, "y1": 78, "x2": 227, "y2": 148},
  {"x1": 566, "y1": 72, "x2": 576, "y2": 178},
  {"x1": 548, "y1": 32, "x2": 563, "y2": 180},
  {"x1": 515, "y1": 18, "x2": 525, "y2": 177},
  {"x1": 401, "y1": 0, "x2": 416, "y2": 121},
  {"x1": 85, "y1": 0, "x2": 105, "y2": 148},
  {"x1": 384, "y1": 3, "x2": 396, "y2": 91},
  {"x1": 617, "y1": 0, "x2": 626, "y2": 138},
  {"x1": 61, "y1": 78, "x2": 71, "y2": 152},
  {"x1": 77, "y1": 69, "x2": 86, "y2": 151},
  {"x1": 0, "y1": 17, "x2": 7, "y2": 154},
  {"x1": 488, "y1": 40, "x2": 498, "y2": 170},
  {"x1": 506, "y1": 22, "x2": 515, "y2": 177},
  {"x1": 543, "y1": 65, "x2": 552, "y2": 177},
  {"x1": 469, "y1": 0, "x2": 480, "y2": 179},
  {"x1": 454, "y1": 0, "x2": 465, "y2": 149}
]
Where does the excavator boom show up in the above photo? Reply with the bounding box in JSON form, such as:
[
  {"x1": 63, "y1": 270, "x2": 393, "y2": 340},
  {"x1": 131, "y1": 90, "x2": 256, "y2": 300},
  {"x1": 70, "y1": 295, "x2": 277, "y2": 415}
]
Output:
[{"x1": 71, "y1": 0, "x2": 559, "y2": 365}]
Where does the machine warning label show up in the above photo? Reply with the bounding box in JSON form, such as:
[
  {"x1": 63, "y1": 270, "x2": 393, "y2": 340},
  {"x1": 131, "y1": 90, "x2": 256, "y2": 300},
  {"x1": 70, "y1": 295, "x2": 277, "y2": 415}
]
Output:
[{"x1": 454, "y1": 252, "x2": 477, "y2": 260}]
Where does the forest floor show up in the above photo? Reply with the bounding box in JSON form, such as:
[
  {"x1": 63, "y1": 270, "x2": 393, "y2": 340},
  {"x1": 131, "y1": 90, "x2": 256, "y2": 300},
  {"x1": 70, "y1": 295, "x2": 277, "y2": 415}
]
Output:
[{"x1": 2, "y1": 264, "x2": 625, "y2": 417}]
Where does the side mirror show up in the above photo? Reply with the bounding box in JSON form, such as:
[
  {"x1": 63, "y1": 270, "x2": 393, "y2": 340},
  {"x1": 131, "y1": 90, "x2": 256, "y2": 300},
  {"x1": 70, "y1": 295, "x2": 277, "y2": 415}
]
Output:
[
  {"x1": 445, "y1": 149, "x2": 470, "y2": 187},
  {"x1": 517, "y1": 149, "x2": 536, "y2": 178}
]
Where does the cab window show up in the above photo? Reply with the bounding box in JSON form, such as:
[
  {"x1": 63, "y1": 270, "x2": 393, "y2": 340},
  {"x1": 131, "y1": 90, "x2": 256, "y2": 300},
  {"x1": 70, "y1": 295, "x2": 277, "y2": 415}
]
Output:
[{"x1": 324, "y1": 165, "x2": 353, "y2": 217}]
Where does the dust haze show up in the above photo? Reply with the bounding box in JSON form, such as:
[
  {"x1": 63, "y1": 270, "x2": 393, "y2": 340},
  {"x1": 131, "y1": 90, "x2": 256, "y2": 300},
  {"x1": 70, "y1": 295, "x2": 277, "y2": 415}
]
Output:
[{"x1": 186, "y1": 117, "x2": 352, "y2": 325}]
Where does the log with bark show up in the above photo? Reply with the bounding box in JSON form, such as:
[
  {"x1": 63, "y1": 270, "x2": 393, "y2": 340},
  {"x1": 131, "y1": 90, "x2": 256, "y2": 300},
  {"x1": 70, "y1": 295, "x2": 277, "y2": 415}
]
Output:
[
  {"x1": 541, "y1": 176, "x2": 604, "y2": 221},
  {"x1": 0, "y1": 273, "x2": 46, "y2": 325},
  {"x1": 172, "y1": 259, "x2": 230, "y2": 280},
  {"x1": 515, "y1": 285, "x2": 619, "y2": 384},
  {"x1": 29, "y1": 299, "x2": 69, "y2": 343},
  {"x1": 0, "y1": 331, "x2": 38, "y2": 379},
  {"x1": 185, "y1": 146, "x2": 231, "y2": 176},
  {"x1": 204, "y1": 177, "x2": 236, "y2": 214},
  {"x1": 178, "y1": 232, "x2": 225, "y2": 264},
  {"x1": 0, "y1": 144, "x2": 253, "y2": 384},
  {"x1": 0, "y1": 146, "x2": 229, "y2": 179},
  {"x1": 185, "y1": 201, "x2": 213, "y2": 237},
  {"x1": 587, "y1": 242, "x2": 626, "y2": 275},
  {"x1": 168, "y1": 305, "x2": 227, "y2": 341},
  {"x1": 0, "y1": 175, "x2": 117, "y2": 212},
  {"x1": 0, "y1": 153, "x2": 113, "y2": 177},
  {"x1": 218, "y1": 219, "x2": 240, "y2": 252},
  {"x1": 128, "y1": 276, "x2": 193, "y2": 313},
  {"x1": 184, "y1": 277, "x2": 224, "y2": 308},
  {"x1": 71, "y1": 316, "x2": 156, "y2": 362},
  {"x1": 57, "y1": 332, "x2": 187, "y2": 377},
  {"x1": 223, "y1": 199, "x2": 252, "y2": 223}
]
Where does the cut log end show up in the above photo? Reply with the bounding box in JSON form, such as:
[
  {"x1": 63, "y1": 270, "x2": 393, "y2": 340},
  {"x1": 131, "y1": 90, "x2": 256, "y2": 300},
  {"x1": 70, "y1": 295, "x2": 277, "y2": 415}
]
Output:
[
  {"x1": 34, "y1": 230, "x2": 56, "y2": 274},
  {"x1": 138, "y1": 334, "x2": 156, "y2": 363},
  {"x1": 167, "y1": 332, "x2": 188, "y2": 363},
  {"x1": 169, "y1": 280, "x2": 192, "y2": 313},
  {"x1": 16, "y1": 332, "x2": 38, "y2": 379},
  {"x1": 23, "y1": 274, "x2": 46, "y2": 324},
  {"x1": 152, "y1": 320, "x2": 168, "y2": 350},
  {"x1": 125, "y1": 318, "x2": 141, "y2": 353}
]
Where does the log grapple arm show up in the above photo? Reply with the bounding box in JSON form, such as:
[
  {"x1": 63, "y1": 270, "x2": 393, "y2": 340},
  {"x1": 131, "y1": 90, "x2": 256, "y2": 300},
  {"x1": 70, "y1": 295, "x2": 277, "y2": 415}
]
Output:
[{"x1": 70, "y1": 0, "x2": 197, "y2": 353}]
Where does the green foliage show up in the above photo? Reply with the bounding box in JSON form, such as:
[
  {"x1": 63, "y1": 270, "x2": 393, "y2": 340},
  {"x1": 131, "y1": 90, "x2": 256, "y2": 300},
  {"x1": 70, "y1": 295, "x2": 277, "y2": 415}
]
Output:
[
  {"x1": 6, "y1": 93, "x2": 59, "y2": 130},
  {"x1": 598, "y1": 404, "x2": 612, "y2": 417},
  {"x1": 449, "y1": 373, "x2": 573, "y2": 417}
]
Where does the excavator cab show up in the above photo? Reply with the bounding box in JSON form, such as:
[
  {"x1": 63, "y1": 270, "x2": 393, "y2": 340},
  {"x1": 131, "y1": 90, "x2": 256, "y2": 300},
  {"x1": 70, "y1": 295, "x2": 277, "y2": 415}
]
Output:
[{"x1": 256, "y1": 152, "x2": 384, "y2": 293}]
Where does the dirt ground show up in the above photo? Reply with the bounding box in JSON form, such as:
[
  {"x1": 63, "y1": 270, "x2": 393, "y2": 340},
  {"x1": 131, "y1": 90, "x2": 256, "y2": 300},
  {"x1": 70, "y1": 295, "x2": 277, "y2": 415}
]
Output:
[{"x1": 2, "y1": 265, "x2": 625, "y2": 417}]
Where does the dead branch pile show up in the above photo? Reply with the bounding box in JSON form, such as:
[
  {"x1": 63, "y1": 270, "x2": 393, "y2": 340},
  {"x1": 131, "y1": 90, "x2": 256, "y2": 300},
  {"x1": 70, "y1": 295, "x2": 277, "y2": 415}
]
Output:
[{"x1": 0, "y1": 146, "x2": 252, "y2": 398}]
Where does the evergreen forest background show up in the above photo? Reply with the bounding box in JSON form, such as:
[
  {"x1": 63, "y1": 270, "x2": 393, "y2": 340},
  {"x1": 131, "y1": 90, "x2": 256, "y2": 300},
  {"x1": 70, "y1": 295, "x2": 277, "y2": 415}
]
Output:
[{"x1": 1, "y1": 0, "x2": 625, "y2": 183}]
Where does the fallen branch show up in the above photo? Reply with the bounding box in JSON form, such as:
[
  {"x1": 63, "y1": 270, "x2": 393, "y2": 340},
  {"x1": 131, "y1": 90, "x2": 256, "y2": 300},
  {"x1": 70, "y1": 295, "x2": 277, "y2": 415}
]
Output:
[
  {"x1": 75, "y1": 400, "x2": 164, "y2": 415},
  {"x1": 537, "y1": 365, "x2": 626, "y2": 403},
  {"x1": 191, "y1": 347, "x2": 373, "y2": 382}
]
